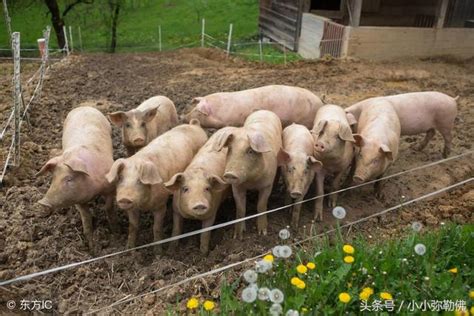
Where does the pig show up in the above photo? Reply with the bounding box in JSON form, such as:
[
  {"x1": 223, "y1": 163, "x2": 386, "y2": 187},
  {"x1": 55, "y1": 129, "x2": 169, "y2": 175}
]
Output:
[
  {"x1": 108, "y1": 96, "x2": 178, "y2": 156},
  {"x1": 164, "y1": 128, "x2": 234, "y2": 254},
  {"x1": 352, "y1": 103, "x2": 401, "y2": 197},
  {"x1": 182, "y1": 85, "x2": 323, "y2": 129},
  {"x1": 105, "y1": 120, "x2": 207, "y2": 251},
  {"x1": 278, "y1": 124, "x2": 323, "y2": 228},
  {"x1": 214, "y1": 110, "x2": 282, "y2": 239},
  {"x1": 310, "y1": 105, "x2": 355, "y2": 221},
  {"x1": 345, "y1": 92, "x2": 458, "y2": 158},
  {"x1": 37, "y1": 106, "x2": 116, "y2": 253}
]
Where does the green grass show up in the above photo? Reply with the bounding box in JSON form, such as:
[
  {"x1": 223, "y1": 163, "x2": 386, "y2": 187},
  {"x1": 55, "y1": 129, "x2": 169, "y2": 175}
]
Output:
[{"x1": 175, "y1": 223, "x2": 473, "y2": 315}]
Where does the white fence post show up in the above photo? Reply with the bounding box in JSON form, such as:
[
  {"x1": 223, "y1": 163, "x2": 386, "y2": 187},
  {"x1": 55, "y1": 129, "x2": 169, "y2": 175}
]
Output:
[
  {"x1": 283, "y1": 45, "x2": 287, "y2": 65},
  {"x1": 226, "y1": 23, "x2": 233, "y2": 57},
  {"x1": 259, "y1": 39, "x2": 263, "y2": 62},
  {"x1": 12, "y1": 32, "x2": 21, "y2": 166},
  {"x1": 158, "y1": 25, "x2": 162, "y2": 51},
  {"x1": 2, "y1": 0, "x2": 12, "y2": 42},
  {"x1": 78, "y1": 26, "x2": 83, "y2": 51},
  {"x1": 69, "y1": 26, "x2": 74, "y2": 52},
  {"x1": 62, "y1": 25, "x2": 69, "y2": 55},
  {"x1": 201, "y1": 18, "x2": 205, "y2": 47}
]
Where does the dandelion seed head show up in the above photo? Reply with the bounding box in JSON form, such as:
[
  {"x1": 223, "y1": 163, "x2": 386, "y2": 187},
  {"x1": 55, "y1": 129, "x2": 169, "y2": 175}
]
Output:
[
  {"x1": 279, "y1": 228, "x2": 290, "y2": 240},
  {"x1": 243, "y1": 269, "x2": 258, "y2": 283},
  {"x1": 269, "y1": 288, "x2": 284, "y2": 304},
  {"x1": 255, "y1": 260, "x2": 272, "y2": 273},
  {"x1": 257, "y1": 287, "x2": 271, "y2": 301},
  {"x1": 286, "y1": 309, "x2": 299, "y2": 316},
  {"x1": 332, "y1": 206, "x2": 346, "y2": 219},
  {"x1": 411, "y1": 221, "x2": 423, "y2": 232},
  {"x1": 361, "y1": 267, "x2": 368, "y2": 274},
  {"x1": 269, "y1": 303, "x2": 283, "y2": 316},
  {"x1": 414, "y1": 243, "x2": 427, "y2": 256},
  {"x1": 272, "y1": 245, "x2": 282, "y2": 257},
  {"x1": 241, "y1": 286, "x2": 257, "y2": 303},
  {"x1": 279, "y1": 245, "x2": 292, "y2": 258}
]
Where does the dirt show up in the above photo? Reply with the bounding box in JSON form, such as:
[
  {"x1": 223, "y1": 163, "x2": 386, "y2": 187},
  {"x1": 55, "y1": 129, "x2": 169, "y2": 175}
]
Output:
[{"x1": 0, "y1": 49, "x2": 473, "y2": 314}]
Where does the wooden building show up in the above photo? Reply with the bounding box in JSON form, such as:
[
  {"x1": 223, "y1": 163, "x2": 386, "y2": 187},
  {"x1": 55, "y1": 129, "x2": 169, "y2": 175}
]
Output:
[{"x1": 259, "y1": 0, "x2": 474, "y2": 59}]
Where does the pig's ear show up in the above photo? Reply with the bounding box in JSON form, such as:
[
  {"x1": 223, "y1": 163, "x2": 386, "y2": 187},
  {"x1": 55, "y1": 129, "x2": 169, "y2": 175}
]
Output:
[
  {"x1": 353, "y1": 134, "x2": 364, "y2": 147},
  {"x1": 277, "y1": 149, "x2": 291, "y2": 166},
  {"x1": 248, "y1": 132, "x2": 271, "y2": 153},
  {"x1": 338, "y1": 124, "x2": 355, "y2": 142},
  {"x1": 196, "y1": 99, "x2": 211, "y2": 116},
  {"x1": 108, "y1": 111, "x2": 127, "y2": 127},
  {"x1": 345, "y1": 112, "x2": 357, "y2": 126},
  {"x1": 105, "y1": 159, "x2": 125, "y2": 184},
  {"x1": 139, "y1": 161, "x2": 163, "y2": 185},
  {"x1": 208, "y1": 174, "x2": 227, "y2": 191},
  {"x1": 164, "y1": 173, "x2": 184, "y2": 192},
  {"x1": 311, "y1": 120, "x2": 328, "y2": 136},
  {"x1": 64, "y1": 157, "x2": 90, "y2": 176},
  {"x1": 379, "y1": 144, "x2": 393, "y2": 161},
  {"x1": 308, "y1": 156, "x2": 323, "y2": 171},
  {"x1": 36, "y1": 156, "x2": 62, "y2": 176},
  {"x1": 213, "y1": 130, "x2": 234, "y2": 152},
  {"x1": 143, "y1": 106, "x2": 159, "y2": 123}
]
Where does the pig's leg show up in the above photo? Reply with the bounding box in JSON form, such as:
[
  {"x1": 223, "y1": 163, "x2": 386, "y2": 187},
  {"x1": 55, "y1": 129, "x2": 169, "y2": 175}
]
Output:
[
  {"x1": 104, "y1": 194, "x2": 118, "y2": 233},
  {"x1": 342, "y1": 156, "x2": 357, "y2": 188},
  {"x1": 152, "y1": 204, "x2": 167, "y2": 254},
  {"x1": 170, "y1": 210, "x2": 183, "y2": 250},
  {"x1": 374, "y1": 175, "x2": 384, "y2": 199},
  {"x1": 232, "y1": 185, "x2": 247, "y2": 240},
  {"x1": 291, "y1": 197, "x2": 302, "y2": 229},
  {"x1": 200, "y1": 214, "x2": 216, "y2": 254},
  {"x1": 329, "y1": 171, "x2": 343, "y2": 208},
  {"x1": 126, "y1": 208, "x2": 140, "y2": 249},
  {"x1": 415, "y1": 128, "x2": 435, "y2": 151},
  {"x1": 256, "y1": 186, "x2": 272, "y2": 236},
  {"x1": 76, "y1": 204, "x2": 95, "y2": 253},
  {"x1": 314, "y1": 172, "x2": 325, "y2": 221},
  {"x1": 438, "y1": 127, "x2": 452, "y2": 158}
]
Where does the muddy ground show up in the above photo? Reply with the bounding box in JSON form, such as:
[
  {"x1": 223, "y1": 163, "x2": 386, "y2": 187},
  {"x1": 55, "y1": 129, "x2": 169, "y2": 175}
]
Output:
[{"x1": 0, "y1": 49, "x2": 473, "y2": 314}]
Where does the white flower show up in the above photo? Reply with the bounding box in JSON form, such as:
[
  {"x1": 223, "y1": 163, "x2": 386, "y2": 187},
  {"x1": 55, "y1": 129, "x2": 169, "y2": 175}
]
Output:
[
  {"x1": 414, "y1": 243, "x2": 426, "y2": 256},
  {"x1": 411, "y1": 221, "x2": 423, "y2": 232},
  {"x1": 286, "y1": 309, "x2": 299, "y2": 316},
  {"x1": 379, "y1": 251, "x2": 383, "y2": 255},
  {"x1": 243, "y1": 269, "x2": 258, "y2": 283},
  {"x1": 256, "y1": 259, "x2": 272, "y2": 273},
  {"x1": 279, "y1": 245, "x2": 292, "y2": 258},
  {"x1": 361, "y1": 267, "x2": 368, "y2": 274},
  {"x1": 269, "y1": 303, "x2": 283, "y2": 316},
  {"x1": 402, "y1": 258, "x2": 408, "y2": 263},
  {"x1": 258, "y1": 287, "x2": 271, "y2": 301},
  {"x1": 279, "y1": 228, "x2": 290, "y2": 240},
  {"x1": 314, "y1": 251, "x2": 322, "y2": 257},
  {"x1": 424, "y1": 276, "x2": 430, "y2": 281},
  {"x1": 269, "y1": 288, "x2": 284, "y2": 304},
  {"x1": 332, "y1": 206, "x2": 346, "y2": 219},
  {"x1": 248, "y1": 283, "x2": 258, "y2": 291},
  {"x1": 273, "y1": 245, "x2": 282, "y2": 257},
  {"x1": 241, "y1": 286, "x2": 257, "y2": 303},
  {"x1": 440, "y1": 222, "x2": 445, "y2": 226},
  {"x1": 382, "y1": 271, "x2": 387, "y2": 275}
]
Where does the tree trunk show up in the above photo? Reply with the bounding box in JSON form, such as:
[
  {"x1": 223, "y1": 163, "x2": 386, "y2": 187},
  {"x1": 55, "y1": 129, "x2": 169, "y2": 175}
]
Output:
[
  {"x1": 44, "y1": 0, "x2": 66, "y2": 49},
  {"x1": 110, "y1": 2, "x2": 120, "y2": 53}
]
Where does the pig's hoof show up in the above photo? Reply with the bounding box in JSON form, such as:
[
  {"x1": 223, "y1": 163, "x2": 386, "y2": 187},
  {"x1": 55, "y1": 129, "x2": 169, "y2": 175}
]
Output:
[{"x1": 258, "y1": 228, "x2": 267, "y2": 236}]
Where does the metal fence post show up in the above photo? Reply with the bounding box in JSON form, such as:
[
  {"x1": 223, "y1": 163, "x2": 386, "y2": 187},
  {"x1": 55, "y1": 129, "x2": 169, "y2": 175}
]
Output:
[
  {"x1": 201, "y1": 18, "x2": 205, "y2": 47},
  {"x1": 158, "y1": 25, "x2": 162, "y2": 51},
  {"x1": 78, "y1": 26, "x2": 83, "y2": 51},
  {"x1": 12, "y1": 32, "x2": 21, "y2": 166},
  {"x1": 69, "y1": 26, "x2": 74, "y2": 52},
  {"x1": 226, "y1": 23, "x2": 233, "y2": 57},
  {"x1": 63, "y1": 25, "x2": 69, "y2": 55},
  {"x1": 259, "y1": 39, "x2": 263, "y2": 62}
]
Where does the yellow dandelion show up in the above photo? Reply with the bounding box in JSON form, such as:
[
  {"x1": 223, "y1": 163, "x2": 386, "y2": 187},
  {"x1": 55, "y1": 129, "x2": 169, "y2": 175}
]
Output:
[
  {"x1": 362, "y1": 287, "x2": 374, "y2": 295},
  {"x1": 454, "y1": 309, "x2": 469, "y2": 316},
  {"x1": 470, "y1": 307, "x2": 474, "y2": 315},
  {"x1": 306, "y1": 262, "x2": 316, "y2": 270},
  {"x1": 297, "y1": 264, "x2": 308, "y2": 274},
  {"x1": 380, "y1": 292, "x2": 393, "y2": 300},
  {"x1": 291, "y1": 277, "x2": 302, "y2": 286},
  {"x1": 339, "y1": 292, "x2": 351, "y2": 303},
  {"x1": 344, "y1": 256, "x2": 355, "y2": 264},
  {"x1": 296, "y1": 280, "x2": 306, "y2": 289},
  {"x1": 343, "y1": 244, "x2": 355, "y2": 254},
  {"x1": 301, "y1": 307, "x2": 308, "y2": 313},
  {"x1": 449, "y1": 267, "x2": 458, "y2": 274},
  {"x1": 203, "y1": 300, "x2": 215, "y2": 311},
  {"x1": 469, "y1": 290, "x2": 474, "y2": 299},
  {"x1": 263, "y1": 254, "x2": 274, "y2": 262},
  {"x1": 186, "y1": 297, "x2": 199, "y2": 309},
  {"x1": 359, "y1": 291, "x2": 371, "y2": 301}
]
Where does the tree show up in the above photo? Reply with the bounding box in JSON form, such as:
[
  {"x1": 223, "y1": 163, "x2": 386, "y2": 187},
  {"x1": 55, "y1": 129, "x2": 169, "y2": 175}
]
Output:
[{"x1": 108, "y1": 0, "x2": 120, "y2": 53}]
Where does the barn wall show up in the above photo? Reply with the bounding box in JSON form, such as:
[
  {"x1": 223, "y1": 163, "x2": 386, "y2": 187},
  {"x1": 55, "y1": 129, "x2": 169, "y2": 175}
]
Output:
[
  {"x1": 445, "y1": 0, "x2": 474, "y2": 27},
  {"x1": 344, "y1": 26, "x2": 474, "y2": 59}
]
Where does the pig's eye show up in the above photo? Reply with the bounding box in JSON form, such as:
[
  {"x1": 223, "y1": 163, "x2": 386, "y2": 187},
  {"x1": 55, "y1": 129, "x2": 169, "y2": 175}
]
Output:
[
  {"x1": 125, "y1": 123, "x2": 131, "y2": 128},
  {"x1": 205, "y1": 187, "x2": 211, "y2": 192},
  {"x1": 182, "y1": 186, "x2": 189, "y2": 193},
  {"x1": 247, "y1": 148, "x2": 255, "y2": 155},
  {"x1": 64, "y1": 176, "x2": 74, "y2": 183}
]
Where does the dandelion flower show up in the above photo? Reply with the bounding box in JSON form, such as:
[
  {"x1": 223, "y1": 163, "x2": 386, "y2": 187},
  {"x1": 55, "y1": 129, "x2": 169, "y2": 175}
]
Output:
[
  {"x1": 454, "y1": 309, "x2": 469, "y2": 316},
  {"x1": 242, "y1": 286, "x2": 257, "y2": 303},
  {"x1": 243, "y1": 269, "x2": 258, "y2": 283},
  {"x1": 362, "y1": 287, "x2": 374, "y2": 295},
  {"x1": 256, "y1": 260, "x2": 272, "y2": 273},
  {"x1": 258, "y1": 287, "x2": 271, "y2": 301},
  {"x1": 301, "y1": 307, "x2": 308, "y2": 313},
  {"x1": 344, "y1": 256, "x2": 355, "y2": 263},
  {"x1": 338, "y1": 292, "x2": 351, "y2": 303},
  {"x1": 203, "y1": 300, "x2": 215, "y2": 311},
  {"x1": 279, "y1": 245, "x2": 293, "y2": 258},
  {"x1": 411, "y1": 221, "x2": 423, "y2": 232},
  {"x1": 380, "y1": 292, "x2": 393, "y2": 300},
  {"x1": 270, "y1": 289, "x2": 284, "y2": 304},
  {"x1": 273, "y1": 245, "x2": 282, "y2": 257},
  {"x1": 263, "y1": 254, "x2": 274, "y2": 262},
  {"x1": 186, "y1": 297, "x2": 199, "y2": 309},
  {"x1": 291, "y1": 277, "x2": 302, "y2": 286},
  {"x1": 332, "y1": 206, "x2": 346, "y2": 219},
  {"x1": 296, "y1": 264, "x2": 308, "y2": 274},
  {"x1": 269, "y1": 303, "x2": 283, "y2": 316},
  {"x1": 449, "y1": 267, "x2": 458, "y2": 274},
  {"x1": 306, "y1": 262, "x2": 316, "y2": 270},
  {"x1": 286, "y1": 309, "x2": 299, "y2": 316},
  {"x1": 296, "y1": 281, "x2": 306, "y2": 289},
  {"x1": 471, "y1": 307, "x2": 474, "y2": 315},
  {"x1": 343, "y1": 244, "x2": 355, "y2": 254},
  {"x1": 359, "y1": 291, "x2": 370, "y2": 301},
  {"x1": 469, "y1": 290, "x2": 474, "y2": 299},
  {"x1": 414, "y1": 243, "x2": 426, "y2": 256},
  {"x1": 279, "y1": 228, "x2": 290, "y2": 240}
]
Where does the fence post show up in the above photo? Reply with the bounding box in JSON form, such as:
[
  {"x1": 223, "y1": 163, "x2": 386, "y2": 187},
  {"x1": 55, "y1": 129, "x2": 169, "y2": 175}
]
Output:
[
  {"x1": 283, "y1": 45, "x2": 287, "y2": 65},
  {"x1": 69, "y1": 26, "x2": 74, "y2": 52},
  {"x1": 2, "y1": 0, "x2": 12, "y2": 43},
  {"x1": 201, "y1": 18, "x2": 205, "y2": 47},
  {"x1": 158, "y1": 25, "x2": 162, "y2": 51},
  {"x1": 62, "y1": 25, "x2": 69, "y2": 55},
  {"x1": 78, "y1": 26, "x2": 83, "y2": 51},
  {"x1": 12, "y1": 32, "x2": 21, "y2": 166},
  {"x1": 259, "y1": 40, "x2": 263, "y2": 62},
  {"x1": 226, "y1": 23, "x2": 233, "y2": 57}
]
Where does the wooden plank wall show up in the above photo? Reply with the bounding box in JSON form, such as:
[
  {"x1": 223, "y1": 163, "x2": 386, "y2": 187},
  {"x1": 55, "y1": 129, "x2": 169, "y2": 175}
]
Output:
[
  {"x1": 259, "y1": 0, "x2": 303, "y2": 51},
  {"x1": 445, "y1": 0, "x2": 474, "y2": 27}
]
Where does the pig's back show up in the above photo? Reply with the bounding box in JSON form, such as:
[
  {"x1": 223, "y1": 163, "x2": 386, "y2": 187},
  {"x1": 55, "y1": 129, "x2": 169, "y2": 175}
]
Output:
[
  {"x1": 245, "y1": 110, "x2": 282, "y2": 152},
  {"x1": 62, "y1": 106, "x2": 112, "y2": 153}
]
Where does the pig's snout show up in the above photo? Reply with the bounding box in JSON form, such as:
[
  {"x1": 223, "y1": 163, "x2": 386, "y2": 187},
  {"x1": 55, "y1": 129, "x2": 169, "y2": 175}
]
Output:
[
  {"x1": 290, "y1": 191, "x2": 303, "y2": 199},
  {"x1": 38, "y1": 198, "x2": 52, "y2": 209},
  {"x1": 223, "y1": 172, "x2": 239, "y2": 184},
  {"x1": 132, "y1": 137, "x2": 145, "y2": 147},
  {"x1": 353, "y1": 176, "x2": 364, "y2": 184},
  {"x1": 315, "y1": 142, "x2": 325, "y2": 153},
  {"x1": 118, "y1": 198, "x2": 134, "y2": 210},
  {"x1": 192, "y1": 203, "x2": 208, "y2": 215}
]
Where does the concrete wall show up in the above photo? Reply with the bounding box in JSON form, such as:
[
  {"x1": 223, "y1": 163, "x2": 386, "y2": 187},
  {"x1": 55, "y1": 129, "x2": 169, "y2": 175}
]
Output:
[{"x1": 343, "y1": 26, "x2": 474, "y2": 59}]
